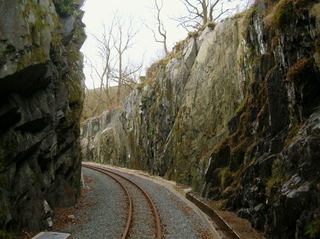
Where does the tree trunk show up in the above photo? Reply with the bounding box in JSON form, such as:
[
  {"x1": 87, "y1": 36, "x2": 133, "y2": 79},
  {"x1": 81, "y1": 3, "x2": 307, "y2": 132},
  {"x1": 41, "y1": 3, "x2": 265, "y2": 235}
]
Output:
[
  {"x1": 117, "y1": 54, "x2": 122, "y2": 104},
  {"x1": 202, "y1": 0, "x2": 208, "y2": 25},
  {"x1": 164, "y1": 35, "x2": 168, "y2": 55}
]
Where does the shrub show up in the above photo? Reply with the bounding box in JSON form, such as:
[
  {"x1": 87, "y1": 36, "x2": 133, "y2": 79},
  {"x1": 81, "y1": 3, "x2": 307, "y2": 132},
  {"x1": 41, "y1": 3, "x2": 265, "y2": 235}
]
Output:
[{"x1": 53, "y1": 0, "x2": 74, "y2": 17}]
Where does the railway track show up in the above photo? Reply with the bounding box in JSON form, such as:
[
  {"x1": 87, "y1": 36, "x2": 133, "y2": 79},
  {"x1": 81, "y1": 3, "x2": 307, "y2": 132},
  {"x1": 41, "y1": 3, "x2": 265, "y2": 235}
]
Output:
[
  {"x1": 82, "y1": 163, "x2": 246, "y2": 239},
  {"x1": 82, "y1": 163, "x2": 162, "y2": 239}
]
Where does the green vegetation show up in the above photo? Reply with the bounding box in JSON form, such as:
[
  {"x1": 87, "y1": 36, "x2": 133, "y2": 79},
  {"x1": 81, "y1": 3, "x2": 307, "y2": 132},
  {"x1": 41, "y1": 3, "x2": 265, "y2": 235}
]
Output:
[
  {"x1": 53, "y1": 0, "x2": 74, "y2": 17},
  {"x1": 265, "y1": 159, "x2": 291, "y2": 197},
  {"x1": 217, "y1": 167, "x2": 233, "y2": 189},
  {"x1": 21, "y1": 1, "x2": 48, "y2": 31},
  {"x1": 65, "y1": 80, "x2": 83, "y2": 126},
  {"x1": 136, "y1": 77, "x2": 156, "y2": 91},
  {"x1": 0, "y1": 148, "x2": 5, "y2": 171},
  {"x1": 0, "y1": 231, "x2": 14, "y2": 239},
  {"x1": 68, "y1": 76, "x2": 83, "y2": 104},
  {"x1": 305, "y1": 213, "x2": 320, "y2": 238},
  {"x1": 284, "y1": 121, "x2": 301, "y2": 147},
  {"x1": 0, "y1": 176, "x2": 6, "y2": 190},
  {"x1": 17, "y1": 47, "x2": 46, "y2": 71},
  {"x1": 73, "y1": 28, "x2": 86, "y2": 44},
  {"x1": 314, "y1": 39, "x2": 320, "y2": 67},
  {"x1": 51, "y1": 34, "x2": 63, "y2": 53},
  {"x1": 191, "y1": 168, "x2": 204, "y2": 192},
  {"x1": 316, "y1": 39, "x2": 320, "y2": 54},
  {"x1": 0, "y1": 131, "x2": 18, "y2": 172},
  {"x1": 63, "y1": 44, "x2": 85, "y2": 126},
  {"x1": 265, "y1": 175, "x2": 282, "y2": 195},
  {"x1": 18, "y1": 1, "x2": 52, "y2": 70},
  {"x1": 0, "y1": 205, "x2": 11, "y2": 237}
]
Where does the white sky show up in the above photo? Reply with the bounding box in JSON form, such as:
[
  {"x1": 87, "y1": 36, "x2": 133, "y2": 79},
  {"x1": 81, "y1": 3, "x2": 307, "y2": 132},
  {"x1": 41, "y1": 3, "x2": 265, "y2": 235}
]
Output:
[{"x1": 80, "y1": 0, "x2": 251, "y2": 89}]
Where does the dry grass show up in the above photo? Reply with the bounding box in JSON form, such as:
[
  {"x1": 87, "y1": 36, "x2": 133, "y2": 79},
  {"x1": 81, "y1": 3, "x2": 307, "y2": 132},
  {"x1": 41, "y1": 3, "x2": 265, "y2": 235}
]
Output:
[
  {"x1": 264, "y1": 0, "x2": 293, "y2": 28},
  {"x1": 264, "y1": 0, "x2": 316, "y2": 29},
  {"x1": 287, "y1": 57, "x2": 313, "y2": 83}
]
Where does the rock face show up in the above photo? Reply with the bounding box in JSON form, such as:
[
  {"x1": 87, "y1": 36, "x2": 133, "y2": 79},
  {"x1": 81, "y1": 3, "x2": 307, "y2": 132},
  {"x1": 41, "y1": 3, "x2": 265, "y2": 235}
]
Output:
[
  {"x1": 81, "y1": 109, "x2": 126, "y2": 166},
  {"x1": 0, "y1": 0, "x2": 85, "y2": 235},
  {"x1": 81, "y1": 0, "x2": 320, "y2": 238}
]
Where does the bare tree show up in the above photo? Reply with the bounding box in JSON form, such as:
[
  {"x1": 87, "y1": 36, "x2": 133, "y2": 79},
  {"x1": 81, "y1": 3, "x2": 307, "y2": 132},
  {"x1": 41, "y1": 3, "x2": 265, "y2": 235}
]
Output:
[
  {"x1": 84, "y1": 55, "x2": 111, "y2": 117},
  {"x1": 147, "y1": 0, "x2": 169, "y2": 55},
  {"x1": 90, "y1": 22, "x2": 115, "y2": 103},
  {"x1": 118, "y1": 63, "x2": 142, "y2": 90},
  {"x1": 178, "y1": 0, "x2": 236, "y2": 30},
  {"x1": 85, "y1": 14, "x2": 142, "y2": 115},
  {"x1": 111, "y1": 16, "x2": 142, "y2": 104}
]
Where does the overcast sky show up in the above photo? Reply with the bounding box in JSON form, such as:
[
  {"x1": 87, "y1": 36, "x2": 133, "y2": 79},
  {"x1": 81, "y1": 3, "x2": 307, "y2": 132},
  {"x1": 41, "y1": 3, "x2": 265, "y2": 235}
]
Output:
[{"x1": 80, "y1": 0, "x2": 251, "y2": 89}]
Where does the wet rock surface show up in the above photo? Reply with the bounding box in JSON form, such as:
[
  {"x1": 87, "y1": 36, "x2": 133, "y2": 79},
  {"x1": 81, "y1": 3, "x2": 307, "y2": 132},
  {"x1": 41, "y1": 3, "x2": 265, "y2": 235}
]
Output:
[{"x1": 0, "y1": 0, "x2": 85, "y2": 235}]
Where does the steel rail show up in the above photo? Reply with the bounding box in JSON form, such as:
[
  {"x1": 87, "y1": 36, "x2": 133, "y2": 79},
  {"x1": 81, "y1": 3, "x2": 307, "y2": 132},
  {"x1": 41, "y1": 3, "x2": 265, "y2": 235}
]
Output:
[
  {"x1": 83, "y1": 165, "x2": 132, "y2": 239},
  {"x1": 83, "y1": 163, "x2": 162, "y2": 239}
]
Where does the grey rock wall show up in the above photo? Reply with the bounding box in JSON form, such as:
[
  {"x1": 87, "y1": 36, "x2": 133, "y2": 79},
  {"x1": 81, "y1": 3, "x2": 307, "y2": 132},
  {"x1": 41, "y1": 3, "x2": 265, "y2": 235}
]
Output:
[
  {"x1": 0, "y1": 0, "x2": 85, "y2": 234},
  {"x1": 81, "y1": 109, "x2": 127, "y2": 166},
  {"x1": 81, "y1": 1, "x2": 320, "y2": 238},
  {"x1": 82, "y1": 15, "x2": 246, "y2": 181}
]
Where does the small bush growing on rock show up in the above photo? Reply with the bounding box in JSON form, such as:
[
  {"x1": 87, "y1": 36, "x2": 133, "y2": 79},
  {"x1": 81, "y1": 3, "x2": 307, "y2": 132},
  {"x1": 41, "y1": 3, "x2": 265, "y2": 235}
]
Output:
[
  {"x1": 305, "y1": 213, "x2": 320, "y2": 239},
  {"x1": 53, "y1": 0, "x2": 74, "y2": 17}
]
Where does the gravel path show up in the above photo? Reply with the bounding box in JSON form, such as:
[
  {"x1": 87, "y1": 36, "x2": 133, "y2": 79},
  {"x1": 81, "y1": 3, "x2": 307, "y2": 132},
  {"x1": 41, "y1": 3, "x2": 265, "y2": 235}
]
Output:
[{"x1": 59, "y1": 168, "x2": 126, "y2": 239}]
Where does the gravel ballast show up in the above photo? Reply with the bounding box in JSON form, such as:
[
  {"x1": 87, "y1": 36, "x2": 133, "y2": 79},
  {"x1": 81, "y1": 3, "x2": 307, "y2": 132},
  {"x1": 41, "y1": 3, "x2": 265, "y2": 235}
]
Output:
[
  {"x1": 106, "y1": 168, "x2": 214, "y2": 239},
  {"x1": 56, "y1": 165, "x2": 215, "y2": 239},
  {"x1": 111, "y1": 173, "x2": 156, "y2": 239},
  {"x1": 58, "y1": 167, "x2": 126, "y2": 239}
]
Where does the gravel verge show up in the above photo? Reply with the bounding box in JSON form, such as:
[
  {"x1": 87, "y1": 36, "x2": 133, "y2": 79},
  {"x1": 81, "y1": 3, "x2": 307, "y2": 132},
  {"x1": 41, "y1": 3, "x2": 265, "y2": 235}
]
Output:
[{"x1": 56, "y1": 167, "x2": 126, "y2": 239}]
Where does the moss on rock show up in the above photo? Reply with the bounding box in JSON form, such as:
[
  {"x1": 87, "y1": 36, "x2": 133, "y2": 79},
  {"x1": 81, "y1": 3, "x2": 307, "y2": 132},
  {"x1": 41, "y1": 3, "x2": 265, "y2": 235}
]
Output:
[
  {"x1": 0, "y1": 131, "x2": 18, "y2": 172},
  {"x1": 53, "y1": 0, "x2": 75, "y2": 17},
  {"x1": 265, "y1": 0, "x2": 317, "y2": 30},
  {"x1": 0, "y1": 0, "x2": 85, "y2": 232},
  {"x1": 0, "y1": 231, "x2": 14, "y2": 239},
  {"x1": 17, "y1": 47, "x2": 47, "y2": 71},
  {"x1": 305, "y1": 210, "x2": 320, "y2": 239}
]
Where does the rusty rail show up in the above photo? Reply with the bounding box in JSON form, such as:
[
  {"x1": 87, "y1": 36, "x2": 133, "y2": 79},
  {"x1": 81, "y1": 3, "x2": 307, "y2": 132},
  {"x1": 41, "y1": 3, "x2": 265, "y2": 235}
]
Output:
[
  {"x1": 83, "y1": 164, "x2": 132, "y2": 239},
  {"x1": 82, "y1": 163, "x2": 162, "y2": 239}
]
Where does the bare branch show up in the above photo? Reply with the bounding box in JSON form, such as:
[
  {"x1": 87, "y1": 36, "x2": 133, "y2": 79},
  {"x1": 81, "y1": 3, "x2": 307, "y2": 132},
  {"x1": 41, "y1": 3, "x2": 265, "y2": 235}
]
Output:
[
  {"x1": 145, "y1": 0, "x2": 168, "y2": 55},
  {"x1": 177, "y1": 0, "x2": 250, "y2": 31}
]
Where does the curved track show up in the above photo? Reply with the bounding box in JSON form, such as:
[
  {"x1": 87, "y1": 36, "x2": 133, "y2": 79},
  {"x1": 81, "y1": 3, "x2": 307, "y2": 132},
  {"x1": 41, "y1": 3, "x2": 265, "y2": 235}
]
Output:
[{"x1": 82, "y1": 163, "x2": 162, "y2": 239}]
